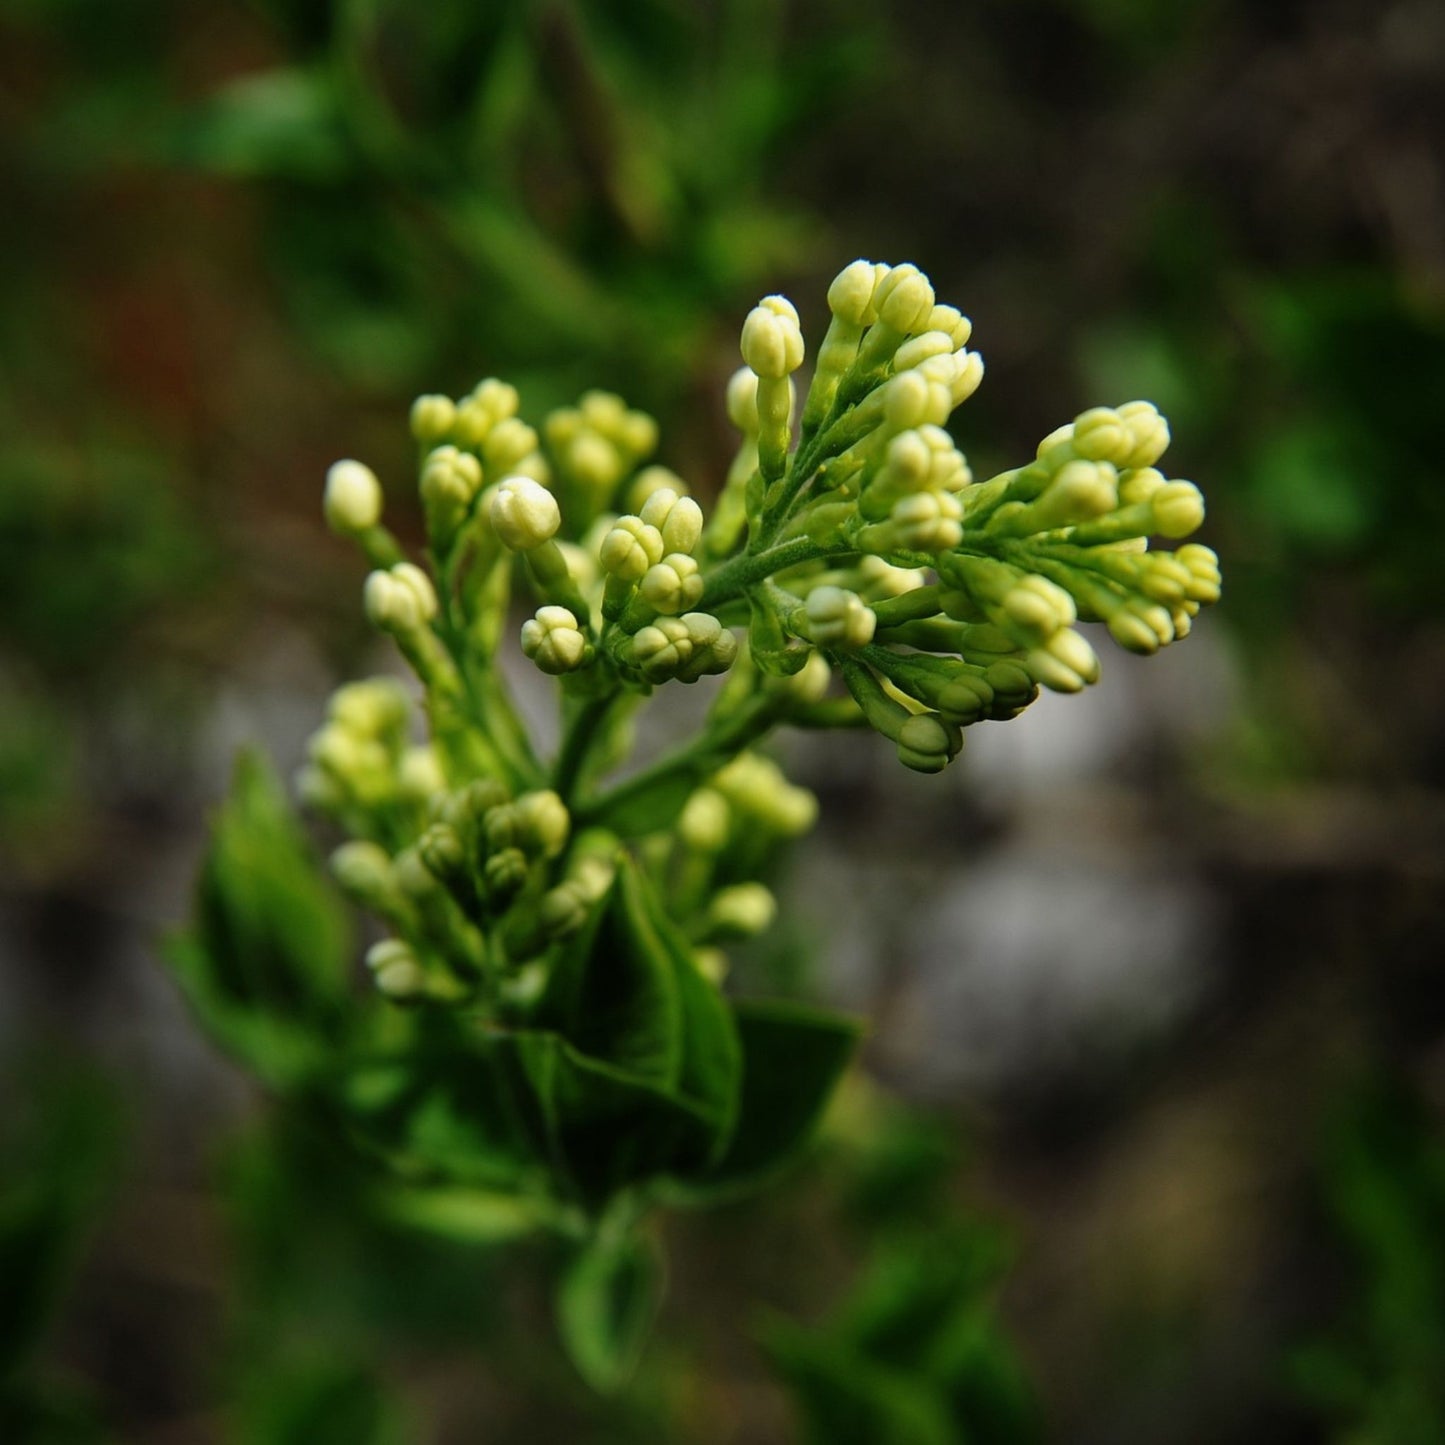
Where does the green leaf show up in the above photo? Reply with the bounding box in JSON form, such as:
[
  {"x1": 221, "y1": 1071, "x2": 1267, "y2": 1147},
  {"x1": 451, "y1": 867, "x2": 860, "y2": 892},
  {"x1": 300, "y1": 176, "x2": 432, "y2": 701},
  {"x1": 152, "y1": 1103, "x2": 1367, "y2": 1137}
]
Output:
[
  {"x1": 234, "y1": 1357, "x2": 406, "y2": 1445},
  {"x1": 0, "y1": 1065, "x2": 120, "y2": 1380},
  {"x1": 337, "y1": 1014, "x2": 540, "y2": 1193},
  {"x1": 585, "y1": 766, "x2": 702, "y2": 840},
  {"x1": 536, "y1": 858, "x2": 684, "y2": 1088},
  {"x1": 173, "y1": 68, "x2": 351, "y2": 181},
  {"x1": 167, "y1": 751, "x2": 352, "y2": 1088},
  {"x1": 528, "y1": 859, "x2": 742, "y2": 1197},
  {"x1": 555, "y1": 1229, "x2": 664, "y2": 1394},
  {"x1": 687, "y1": 998, "x2": 862, "y2": 1196},
  {"x1": 367, "y1": 1184, "x2": 553, "y2": 1245},
  {"x1": 764, "y1": 1324, "x2": 957, "y2": 1445},
  {"x1": 500, "y1": 1031, "x2": 723, "y2": 1208}
]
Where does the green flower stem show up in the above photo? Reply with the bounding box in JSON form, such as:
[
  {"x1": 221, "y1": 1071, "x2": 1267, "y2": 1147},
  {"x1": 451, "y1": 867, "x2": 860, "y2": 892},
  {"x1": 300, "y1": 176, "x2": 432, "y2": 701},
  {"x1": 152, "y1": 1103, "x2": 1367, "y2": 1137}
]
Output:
[
  {"x1": 431, "y1": 573, "x2": 546, "y2": 790},
  {"x1": 700, "y1": 537, "x2": 835, "y2": 611},
  {"x1": 784, "y1": 696, "x2": 869, "y2": 729},
  {"x1": 357, "y1": 523, "x2": 406, "y2": 570},
  {"x1": 869, "y1": 585, "x2": 946, "y2": 630},
  {"x1": 473, "y1": 665, "x2": 547, "y2": 788},
  {"x1": 553, "y1": 685, "x2": 629, "y2": 805},
  {"x1": 576, "y1": 693, "x2": 778, "y2": 836}
]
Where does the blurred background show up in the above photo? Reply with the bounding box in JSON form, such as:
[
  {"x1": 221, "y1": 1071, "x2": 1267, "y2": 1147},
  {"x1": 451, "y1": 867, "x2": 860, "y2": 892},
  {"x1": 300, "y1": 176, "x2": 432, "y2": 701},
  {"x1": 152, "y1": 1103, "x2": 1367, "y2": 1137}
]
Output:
[{"x1": 3, "y1": 0, "x2": 1444, "y2": 1440}]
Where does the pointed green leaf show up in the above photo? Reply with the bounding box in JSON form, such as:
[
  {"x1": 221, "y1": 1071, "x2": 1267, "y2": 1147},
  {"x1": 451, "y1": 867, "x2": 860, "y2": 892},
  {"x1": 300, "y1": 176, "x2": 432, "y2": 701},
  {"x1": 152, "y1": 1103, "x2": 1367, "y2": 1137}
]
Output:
[
  {"x1": 535, "y1": 859, "x2": 682, "y2": 1088},
  {"x1": 500, "y1": 1031, "x2": 721, "y2": 1208},
  {"x1": 555, "y1": 1229, "x2": 664, "y2": 1394},
  {"x1": 166, "y1": 751, "x2": 352, "y2": 1086},
  {"x1": 764, "y1": 1324, "x2": 957, "y2": 1445},
  {"x1": 687, "y1": 998, "x2": 862, "y2": 1195}
]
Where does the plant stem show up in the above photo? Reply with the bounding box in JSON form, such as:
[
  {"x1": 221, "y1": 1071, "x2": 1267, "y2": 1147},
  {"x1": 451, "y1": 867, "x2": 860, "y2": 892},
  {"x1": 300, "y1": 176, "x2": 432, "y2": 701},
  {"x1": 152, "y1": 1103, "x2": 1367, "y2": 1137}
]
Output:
[
  {"x1": 576, "y1": 693, "x2": 777, "y2": 835},
  {"x1": 553, "y1": 686, "x2": 628, "y2": 805},
  {"x1": 700, "y1": 536, "x2": 832, "y2": 610}
]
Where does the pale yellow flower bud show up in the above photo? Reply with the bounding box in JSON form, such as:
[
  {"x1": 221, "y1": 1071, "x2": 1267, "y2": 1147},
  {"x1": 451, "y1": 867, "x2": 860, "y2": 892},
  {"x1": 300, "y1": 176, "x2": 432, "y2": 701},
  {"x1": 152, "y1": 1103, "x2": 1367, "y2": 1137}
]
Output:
[
  {"x1": 324, "y1": 460, "x2": 383, "y2": 534},
  {"x1": 491, "y1": 477, "x2": 561, "y2": 550}
]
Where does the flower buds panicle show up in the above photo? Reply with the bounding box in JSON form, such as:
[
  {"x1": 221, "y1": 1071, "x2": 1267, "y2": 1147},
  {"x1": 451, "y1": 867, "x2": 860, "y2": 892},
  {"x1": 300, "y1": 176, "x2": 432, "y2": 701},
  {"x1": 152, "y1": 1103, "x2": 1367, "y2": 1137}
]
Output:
[
  {"x1": 490, "y1": 476, "x2": 561, "y2": 551},
  {"x1": 324, "y1": 460, "x2": 383, "y2": 535},
  {"x1": 521, "y1": 605, "x2": 594, "y2": 675},
  {"x1": 296, "y1": 261, "x2": 1220, "y2": 1034},
  {"x1": 545, "y1": 391, "x2": 658, "y2": 513}
]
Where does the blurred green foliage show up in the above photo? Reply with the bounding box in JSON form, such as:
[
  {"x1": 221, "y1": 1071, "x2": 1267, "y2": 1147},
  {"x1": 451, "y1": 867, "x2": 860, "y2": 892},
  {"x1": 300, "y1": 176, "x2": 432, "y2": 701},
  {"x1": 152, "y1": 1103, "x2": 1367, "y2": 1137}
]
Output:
[
  {"x1": 0, "y1": 1065, "x2": 122, "y2": 1444},
  {"x1": 1293, "y1": 1080, "x2": 1445, "y2": 1445}
]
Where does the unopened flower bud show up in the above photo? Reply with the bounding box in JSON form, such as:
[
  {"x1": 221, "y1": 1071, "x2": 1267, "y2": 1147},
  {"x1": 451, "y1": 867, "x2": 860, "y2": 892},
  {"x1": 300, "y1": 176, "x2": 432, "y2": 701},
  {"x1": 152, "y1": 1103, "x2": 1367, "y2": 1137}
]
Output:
[
  {"x1": 725, "y1": 368, "x2": 760, "y2": 433},
  {"x1": 366, "y1": 939, "x2": 426, "y2": 999},
  {"x1": 708, "y1": 882, "x2": 776, "y2": 938},
  {"x1": 512, "y1": 789, "x2": 570, "y2": 858},
  {"x1": 740, "y1": 297, "x2": 805, "y2": 379},
  {"x1": 331, "y1": 840, "x2": 395, "y2": 904},
  {"x1": 639, "y1": 488, "x2": 704, "y2": 556},
  {"x1": 827, "y1": 259, "x2": 879, "y2": 326},
  {"x1": 1118, "y1": 401, "x2": 1170, "y2": 469},
  {"x1": 680, "y1": 788, "x2": 731, "y2": 852},
  {"x1": 410, "y1": 395, "x2": 457, "y2": 447},
  {"x1": 873, "y1": 263, "x2": 936, "y2": 334},
  {"x1": 599, "y1": 515, "x2": 664, "y2": 581},
  {"x1": 398, "y1": 746, "x2": 446, "y2": 803},
  {"x1": 1150, "y1": 481, "x2": 1205, "y2": 539},
  {"x1": 324, "y1": 460, "x2": 383, "y2": 534},
  {"x1": 896, "y1": 712, "x2": 958, "y2": 774},
  {"x1": 889, "y1": 490, "x2": 963, "y2": 551},
  {"x1": 491, "y1": 477, "x2": 561, "y2": 550},
  {"x1": 803, "y1": 586, "x2": 876, "y2": 649},
  {"x1": 521, "y1": 605, "x2": 593, "y2": 675},
  {"x1": 640, "y1": 553, "x2": 704, "y2": 615}
]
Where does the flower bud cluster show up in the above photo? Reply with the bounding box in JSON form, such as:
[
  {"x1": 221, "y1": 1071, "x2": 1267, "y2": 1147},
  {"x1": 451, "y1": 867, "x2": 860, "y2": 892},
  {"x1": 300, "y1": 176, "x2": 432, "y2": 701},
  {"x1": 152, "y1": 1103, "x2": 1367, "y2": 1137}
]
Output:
[
  {"x1": 544, "y1": 390, "x2": 659, "y2": 522},
  {"x1": 308, "y1": 257, "x2": 1218, "y2": 1010},
  {"x1": 296, "y1": 678, "x2": 415, "y2": 819}
]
